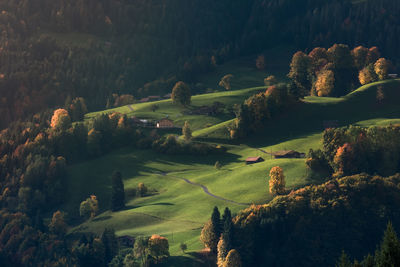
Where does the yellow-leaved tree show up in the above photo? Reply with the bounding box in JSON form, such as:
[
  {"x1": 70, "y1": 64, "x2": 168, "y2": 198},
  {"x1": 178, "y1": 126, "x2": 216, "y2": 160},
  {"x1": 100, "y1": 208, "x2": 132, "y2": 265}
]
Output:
[
  {"x1": 374, "y1": 58, "x2": 390, "y2": 80},
  {"x1": 315, "y1": 70, "x2": 335, "y2": 97},
  {"x1": 269, "y1": 166, "x2": 286, "y2": 195},
  {"x1": 50, "y1": 109, "x2": 71, "y2": 131}
]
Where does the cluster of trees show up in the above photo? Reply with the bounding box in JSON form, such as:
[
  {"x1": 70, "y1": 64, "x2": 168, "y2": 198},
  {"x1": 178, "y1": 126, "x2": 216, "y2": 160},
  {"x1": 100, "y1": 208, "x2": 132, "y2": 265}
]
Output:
[
  {"x1": 2, "y1": 0, "x2": 400, "y2": 130},
  {"x1": 152, "y1": 134, "x2": 226, "y2": 155},
  {"x1": 288, "y1": 44, "x2": 393, "y2": 97},
  {"x1": 230, "y1": 83, "x2": 298, "y2": 138},
  {"x1": 218, "y1": 173, "x2": 400, "y2": 266},
  {"x1": 337, "y1": 222, "x2": 400, "y2": 267},
  {"x1": 200, "y1": 207, "x2": 240, "y2": 267},
  {"x1": 307, "y1": 125, "x2": 400, "y2": 179}
]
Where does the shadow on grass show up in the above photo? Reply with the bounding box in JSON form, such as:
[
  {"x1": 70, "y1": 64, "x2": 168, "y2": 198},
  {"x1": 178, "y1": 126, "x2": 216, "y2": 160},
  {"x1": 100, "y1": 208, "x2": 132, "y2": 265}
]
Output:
[
  {"x1": 91, "y1": 215, "x2": 112, "y2": 222},
  {"x1": 125, "y1": 202, "x2": 174, "y2": 210},
  {"x1": 157, "y1": 251, "x2": 216, "y2": 267}
]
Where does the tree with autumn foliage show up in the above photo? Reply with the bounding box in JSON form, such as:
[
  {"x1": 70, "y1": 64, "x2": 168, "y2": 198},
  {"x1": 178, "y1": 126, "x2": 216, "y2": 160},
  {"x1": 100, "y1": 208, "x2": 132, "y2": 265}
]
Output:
[
  {"x1": 359, "y1": 64, "x2": 378, "y2": 85},
  {"x1": 182, "y1": 121, "x2": 192, "y2": 141},
  {"x1": 48, "y1": 210, "x2": 68, "y2": 236},
  {"x1": 50, "y1": 109, "x2": 71, "y2": 131},
  {"x1": 269, "y1": 166, "x2": 286, "y2": 195},
  {"x1": 80, "y1": 195, "x2": 99, "y2": 219},
  {"x1": 219, "y1": 74, "x2": 234, "y2": 90},
  {"x1": 172, "y1": 81, "x2": 191, "y2": 106},
  {"x1": 223, "y1": 249, "x2": 242, "y2": 267},
  {"x1": 200, "y1": 220, "x2": 219, "y2": 253},
  {"x1": 288, "y1": 51, "x2": 312, "y2": 98},
  {"x1": 148, "y1": 234, "x2": 169, "y2": 263},
  {"x1": 217, "y1": 237, "x2": 228, "y2": 267},
  {"x1": 351, "y1": 46, "x2": 369, "y2": 70},
  {"x1": 374, "y1": 58, "x2": 391, "y2": 80},
  {"x1": 315, "y1": 70, "x2": 335, "y2": 97}
]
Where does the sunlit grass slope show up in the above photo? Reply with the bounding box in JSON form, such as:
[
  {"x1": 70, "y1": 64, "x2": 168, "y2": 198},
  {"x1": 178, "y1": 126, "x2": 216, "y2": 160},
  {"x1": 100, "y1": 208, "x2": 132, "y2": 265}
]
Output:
[{"x1": 67, "y1": 79, "x2": 400, "y2": 265}]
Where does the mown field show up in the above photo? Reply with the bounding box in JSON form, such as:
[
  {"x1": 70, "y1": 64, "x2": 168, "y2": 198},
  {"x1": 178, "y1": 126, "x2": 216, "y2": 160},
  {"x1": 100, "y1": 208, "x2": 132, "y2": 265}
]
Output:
[{"x1": 67, "y1": 71, "x2": 400, "y2": 265}]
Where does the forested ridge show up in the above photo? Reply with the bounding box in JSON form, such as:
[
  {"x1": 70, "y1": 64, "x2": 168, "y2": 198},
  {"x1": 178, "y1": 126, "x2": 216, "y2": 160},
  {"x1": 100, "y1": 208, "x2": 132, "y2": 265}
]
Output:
[
  {"x1": 1, "y1": 0, "x2": 400, "y2": 128},
  {"x1": 1, "y1": 0, "x2": 400, "y2": 266}
]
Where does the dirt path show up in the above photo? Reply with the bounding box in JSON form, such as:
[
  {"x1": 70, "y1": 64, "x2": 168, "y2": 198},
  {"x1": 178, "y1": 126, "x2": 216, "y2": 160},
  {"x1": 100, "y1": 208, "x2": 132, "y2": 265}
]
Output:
[
  {"x1": 127, "y1": 105, "x2": 134, "y2": 112},
  {"x1": 157, "y1": 172, "x2": 251, "y2": 206},
  {"x1": 255, "y1": 148, "x2": 273, "y2": 155}
]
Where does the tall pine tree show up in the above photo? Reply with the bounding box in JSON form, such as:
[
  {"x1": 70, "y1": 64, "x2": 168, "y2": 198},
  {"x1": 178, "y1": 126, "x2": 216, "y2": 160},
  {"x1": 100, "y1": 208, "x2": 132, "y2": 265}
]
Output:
[
  {"x1": 375, "y1": 222, "x2": 400, "y2": 267},
  {"x1": 211, "y1": 206, "x2": 221, "y2": 253},
  {"x1": 111, "y1": 171, "x2": 125, "y2": 211}
]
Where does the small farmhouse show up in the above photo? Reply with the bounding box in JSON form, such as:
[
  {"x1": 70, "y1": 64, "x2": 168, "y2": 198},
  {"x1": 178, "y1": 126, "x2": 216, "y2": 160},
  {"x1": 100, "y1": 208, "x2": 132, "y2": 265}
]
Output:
[
  {"x1": 273, "y1": 150, "x2": 305, "y2": 159},
  {"x1": 157, "y1": 118, "x2": 174, "y2": 128},
  {"x1": 388, "y1": 74, "x2": 398, "y2": 79},
  {"x1": 246, "y1": 157, "x2": 264, "y2": 164}
]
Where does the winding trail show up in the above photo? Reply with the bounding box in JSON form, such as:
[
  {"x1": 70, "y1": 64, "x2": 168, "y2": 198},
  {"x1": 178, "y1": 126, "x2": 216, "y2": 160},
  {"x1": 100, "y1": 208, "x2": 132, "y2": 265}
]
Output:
[
  {"x1": 156, "y1": 172, "x2": 251, "y2": 206},
  {"x1": 255, "y1": 148, "x2": 273, "y2": 155},
  {"x1": 127, "y1": 105, "x2": 134, "y2": 112}
]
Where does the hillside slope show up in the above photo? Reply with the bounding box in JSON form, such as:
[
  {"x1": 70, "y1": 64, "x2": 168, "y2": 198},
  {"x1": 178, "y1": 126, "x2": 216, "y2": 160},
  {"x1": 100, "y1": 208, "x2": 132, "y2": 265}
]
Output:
[{"x1": 67, "y1": 79, "x2": 400, "y2": 265}]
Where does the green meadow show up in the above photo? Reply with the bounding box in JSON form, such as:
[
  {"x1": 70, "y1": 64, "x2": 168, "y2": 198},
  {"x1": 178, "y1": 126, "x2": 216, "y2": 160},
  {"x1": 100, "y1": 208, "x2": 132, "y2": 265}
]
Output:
[{"x1": 67, "y1": 77, "x2": 400, "y2": 264}]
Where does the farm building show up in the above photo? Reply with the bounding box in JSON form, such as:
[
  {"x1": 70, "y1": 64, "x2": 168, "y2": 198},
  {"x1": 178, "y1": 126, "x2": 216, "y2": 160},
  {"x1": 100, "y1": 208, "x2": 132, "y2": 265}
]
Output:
[
  {"x1": 164, "y1": 93, "x2": 172, "y2": 99},
  {"x1": 140, "y1": 97, "x2": 150, "y2": 103},
  {"x1": 388, "y1": 74, "x2": 398, "y2": 79},
  {"x1": 246, "y1": 157, "x2": 264, "y2": 164},
  {"x1": 273, "y1": 150, "x2": 305, "y2": 159},
  {"x1": 157, "y1": 118, "x2": 174, "y2": 128}
]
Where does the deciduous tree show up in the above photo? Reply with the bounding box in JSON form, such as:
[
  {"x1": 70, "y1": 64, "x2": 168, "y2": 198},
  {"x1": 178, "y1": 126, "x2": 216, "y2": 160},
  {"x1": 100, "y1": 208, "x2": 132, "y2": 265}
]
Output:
[
  {"x1": 172, "y1": 81, "x2": 191, "y2": 106},
  {"x1": 374, "y1": 58, "x2": 390, "y2": 80},
  {"x1": 269, "y1": 166, "x2": 286, "y2": 195},
  {"x1": 223, "y1": 249, "x2": 242, "y2": 267},
  {"x1": 48, "y1": 210, "x2": 67, "y2": 236},
  {"x1": 219, "y1": 74, "x2": 234, "y2": 90},
  {"x1": 315, "y1": 70, "x2": 335, "y2": 97},
  {"x1": 50, "y1": 109, "x2": 71, "y2": 131},
  {"x1": 148, "y1": 234, "x2": 169, "y2": 263},
  {"x1": 288, "y1": 51, "x2": 312, "y2": 98},
  {"x1": 182, "y1": 121, "x2": 192, "y2": 141}
]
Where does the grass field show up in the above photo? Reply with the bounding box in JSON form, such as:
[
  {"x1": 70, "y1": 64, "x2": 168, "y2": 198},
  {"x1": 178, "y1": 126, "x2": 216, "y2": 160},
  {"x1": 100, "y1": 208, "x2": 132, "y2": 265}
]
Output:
[{"x1": 67, "y1": 78, "x2": 400, "y2": 265}]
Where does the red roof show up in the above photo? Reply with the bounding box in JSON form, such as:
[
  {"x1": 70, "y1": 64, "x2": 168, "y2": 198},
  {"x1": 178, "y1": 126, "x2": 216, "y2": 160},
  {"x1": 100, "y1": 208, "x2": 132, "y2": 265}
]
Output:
[{"x1": 246, "y1": 157, "x2": 263, "y2": 162}]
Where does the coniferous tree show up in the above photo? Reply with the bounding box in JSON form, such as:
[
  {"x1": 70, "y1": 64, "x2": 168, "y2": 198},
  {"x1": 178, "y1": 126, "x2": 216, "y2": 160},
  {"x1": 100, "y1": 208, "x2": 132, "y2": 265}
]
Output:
[
  {"x1": 210, "y1": 206, "x2": 221, "y2": 253},
  {"x1": 335, "y1": 250, "x2": 352, "y2": 267},
  {"x1": 222, "y1": 207, "x2": 234, "y2": 252},
  {"x1": 101, "y1": 228, "x2": 119, "y2": 264},
  {"x1": 375, "y1": 222, "x2": 400, "y2": 267},
  {"x1": 111, "y1": 171, "x2": 125, "y2": 211}
]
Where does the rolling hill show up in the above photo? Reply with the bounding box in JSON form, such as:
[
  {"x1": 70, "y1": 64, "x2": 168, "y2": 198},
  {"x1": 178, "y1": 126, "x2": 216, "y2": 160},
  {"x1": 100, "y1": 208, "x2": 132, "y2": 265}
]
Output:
[{"x1": 66, "y1": 78, "x2": 400, "y2": 266}]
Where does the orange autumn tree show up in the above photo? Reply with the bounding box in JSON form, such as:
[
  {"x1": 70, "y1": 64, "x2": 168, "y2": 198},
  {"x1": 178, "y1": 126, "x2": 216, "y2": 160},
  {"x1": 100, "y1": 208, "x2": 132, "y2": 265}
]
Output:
[
  {"x1": 359, "y1": 64, "x2": 378, "y2": 85},
  {"x1": 148, "y1": 234, "x2": 170, "y2": 263},
  {"x1": 315, "y1": 70, "x2": 335, "y2": 96},
  {"x1": 374, "y1": 58, "x2": 390, "y2": 80},
  {"x1": 269, "y1": 166, "x2": 286, "y2": 195},
  {"x1": 50, "y1": 109, "x2": 71, "y2": 131}
]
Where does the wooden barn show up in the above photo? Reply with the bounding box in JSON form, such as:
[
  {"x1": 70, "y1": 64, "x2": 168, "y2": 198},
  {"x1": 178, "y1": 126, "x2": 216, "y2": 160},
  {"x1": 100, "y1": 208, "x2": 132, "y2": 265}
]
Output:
[
  {"x1": 246, "y1": 156, "x2": 264, "y2": 164},
  {"x1": 273, "y1": 150, "x2": 305, "y2": 159},
  {"x1": 156, "y1": 118, "x2": 174, "y2": 128}
]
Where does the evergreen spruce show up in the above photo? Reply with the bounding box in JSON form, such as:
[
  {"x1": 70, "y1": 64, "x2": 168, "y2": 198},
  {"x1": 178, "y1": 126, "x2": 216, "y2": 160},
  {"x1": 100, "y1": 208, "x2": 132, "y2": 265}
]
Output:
[
  {"x1": 101, "y1": 228, "x2": 119, "y2": 264},
  {"x1": 211, "y1": 206, "x2": 221, "y2": 253},
  {"x1": 375, "y1": 222, "x2": 400, "y2": 267},
  {"x1": 335, "y1": 250, "x2": 352, "y2": 267},
  {"x1": 111, "y1": 171, "x2": 125, "y2": 211},
  {"x1": 222, "y1": 207, "x2": 234, "y2": 251}
]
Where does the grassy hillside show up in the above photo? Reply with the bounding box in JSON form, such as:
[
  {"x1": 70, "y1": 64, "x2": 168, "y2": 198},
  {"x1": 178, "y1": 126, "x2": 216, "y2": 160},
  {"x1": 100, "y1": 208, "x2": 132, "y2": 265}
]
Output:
[{"x1": 67, "y1": 79, "x2": 400, "y2": 265}]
